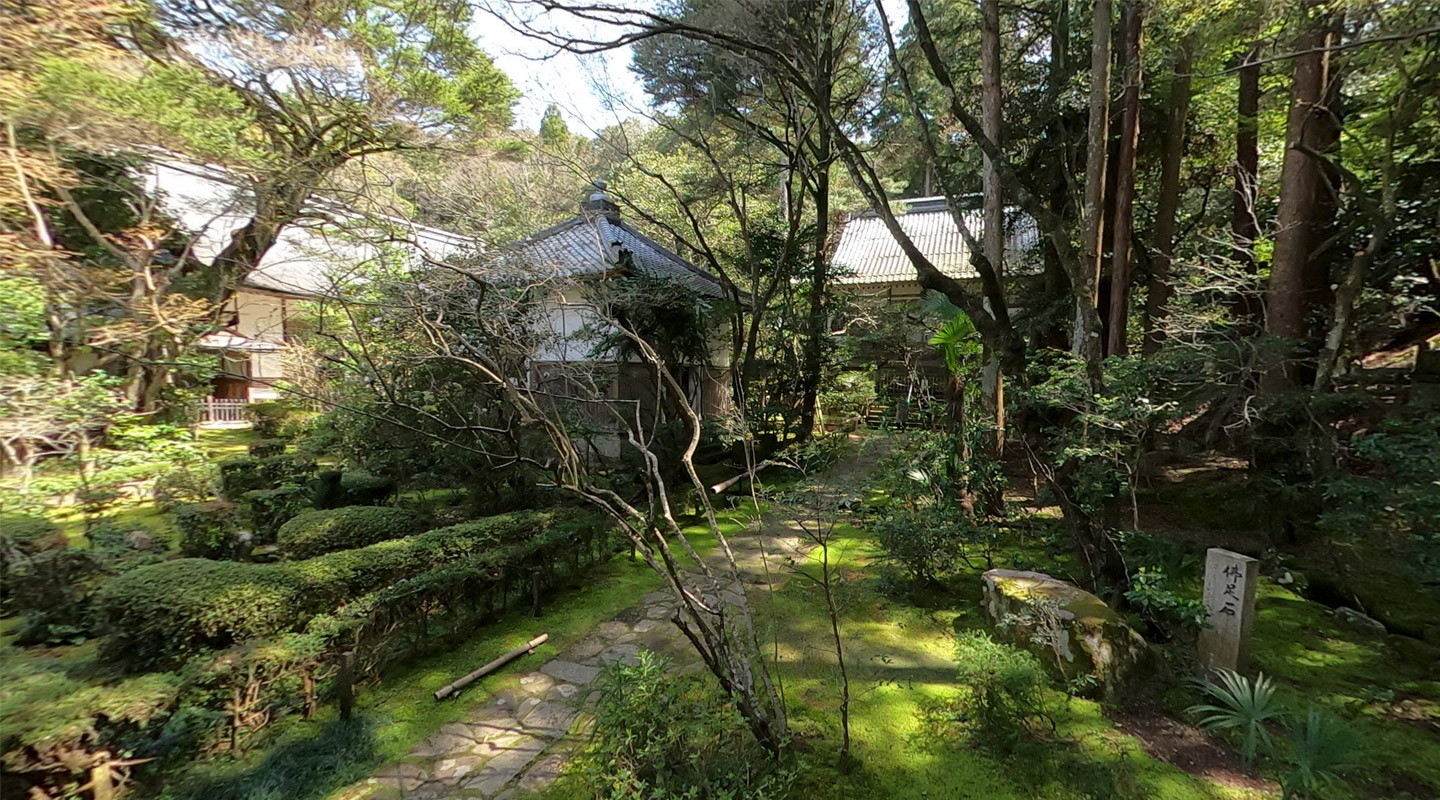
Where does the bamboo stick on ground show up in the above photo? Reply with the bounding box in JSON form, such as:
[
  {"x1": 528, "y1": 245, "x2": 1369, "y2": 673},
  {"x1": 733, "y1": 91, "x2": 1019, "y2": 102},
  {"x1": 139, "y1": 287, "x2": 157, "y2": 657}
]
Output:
[{"x1": 434, "y1": 634, "x2": 548, "y2": 700}]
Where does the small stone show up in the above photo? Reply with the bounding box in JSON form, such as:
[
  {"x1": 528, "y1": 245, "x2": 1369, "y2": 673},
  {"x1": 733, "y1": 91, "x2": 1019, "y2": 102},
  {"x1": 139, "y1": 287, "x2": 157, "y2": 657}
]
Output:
[
  {"x1": 633, "y1": 619, "x2": 662, "y2": 633},
  {"x1": 541, "y1": 660, "x2": 601, "y2": 685},
  {"x1": 645, "y1": 604, "x2": 673, "y2": 619},
  {"x1": 615, "y1": 633, "x2": 638, "y2": 645},
  {"x1": 1334, "y1": 607, "x2": 1387, "y2": 636}
]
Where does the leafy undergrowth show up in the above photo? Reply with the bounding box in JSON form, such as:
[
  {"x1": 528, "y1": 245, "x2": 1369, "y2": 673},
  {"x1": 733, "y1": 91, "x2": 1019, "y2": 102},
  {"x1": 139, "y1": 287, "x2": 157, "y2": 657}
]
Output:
[
  {"x1": 751, "y1": 524, "x2": 1258, "y2": 800},
  {"x1": 1248, "y1": 583, "x2": 1440, "y2": 798}
]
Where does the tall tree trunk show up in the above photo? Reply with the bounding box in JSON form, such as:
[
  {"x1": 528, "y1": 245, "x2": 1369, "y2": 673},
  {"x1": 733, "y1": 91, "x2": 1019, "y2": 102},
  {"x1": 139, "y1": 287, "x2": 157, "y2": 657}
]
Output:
[
  {"x1": 1106, "y1": 0, "x2": 1143, "y2": 357},
  {"x1": 1233, "y1": 42, "x2": 1261, "y2": 274},
  {"x1": 1074, "y1": 0, "x2": 1113, "y2": 363},
  {"x1": 1263, "y1": 7, "x2": 1339, "y2": 391},
  {"x1": 979, "y1": 0, "x2": 1007, "y2": 469},
  {"x1": 797, "y1": 6, "x2": 836, "y2": 443},
  {"x1": 1142, "y1": 39, "x2": 1192, "y2": 354}
]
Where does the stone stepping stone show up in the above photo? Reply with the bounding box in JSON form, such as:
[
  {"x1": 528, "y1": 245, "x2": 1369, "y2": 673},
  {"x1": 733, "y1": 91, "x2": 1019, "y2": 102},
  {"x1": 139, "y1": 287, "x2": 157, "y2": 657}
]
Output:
[
  {"x1": 375, "y1": 763, "x2": 427, "y2": 792},
  {"x1": 515, "y1": 753, "x2": 568, "y2": 793},
  {"x1": 432, "y1": 754, "x2": 487, "y2": 786},
  {"x1": 598, "y1": 644, "x2": 641, "y2": 666},
  {"x1": 633, "y1": 618, "x2": 663, "y2": 633},
  {"x1": 471, "y1": 728, "x2": 528, "y2": 758},
  {"x1": 541, "y1": 660, "x2": 600, "y2": 685},
  {"x1": 567, "y1": 637, "x2": 607, "y2": 660},
  {"x1": 644, "y1": 604, "x2": 673, "y2": 620},
  {"x1": 594, "y1": 620, "x2": 629, "y2": 637},
  {"x1": 551, "y1": 683, "x2": 580, "y2": 701},
  {"x1": 520, "y1": 700, "x2": 579, "y2": 739},
  {"x1": 462, "y1": 735, "x2": 546, "y2": 797},
  {"x1": 517, "y1": 671, "x2": 555, "y2": 696}
]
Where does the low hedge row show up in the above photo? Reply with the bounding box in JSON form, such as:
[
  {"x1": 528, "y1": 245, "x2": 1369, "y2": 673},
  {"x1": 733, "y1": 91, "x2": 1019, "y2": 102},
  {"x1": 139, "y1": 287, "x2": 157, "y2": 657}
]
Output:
[
  {"x1": 97, "y1": 509, "x2": 602, "y2": 671},
  {"x1": 194, "y1": 511, "x2": 622, "y2": 745},
  {"x1": 276, "y1": 506, "x2": 424, "y2": 560}
]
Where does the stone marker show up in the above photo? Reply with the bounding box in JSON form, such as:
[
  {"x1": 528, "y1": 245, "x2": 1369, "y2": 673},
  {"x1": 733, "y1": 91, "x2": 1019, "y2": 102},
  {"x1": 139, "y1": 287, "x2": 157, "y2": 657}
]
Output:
[{"x1": 1197, "y1": 548, "x2": 1259, "y2": 673}]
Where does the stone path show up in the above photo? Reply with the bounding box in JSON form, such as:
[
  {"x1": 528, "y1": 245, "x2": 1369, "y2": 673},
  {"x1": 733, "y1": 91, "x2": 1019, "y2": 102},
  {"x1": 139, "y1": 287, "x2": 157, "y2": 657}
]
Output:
[{"x1": 354, "y1": 434, "x2": 891, "y2": 800}]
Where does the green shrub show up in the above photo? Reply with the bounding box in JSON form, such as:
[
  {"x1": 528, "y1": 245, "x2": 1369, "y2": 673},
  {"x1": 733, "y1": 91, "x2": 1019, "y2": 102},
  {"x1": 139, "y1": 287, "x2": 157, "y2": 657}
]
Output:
[
  {"x1": 244, "y1": 485, "x2": 312, "y2": 544},
  {"x1": 218, "y1": 457, "x2": 265, "y2": 501},
  {"x1": 98, "y1": 510, "x2": 605, "y2": 670},
  {"x1": 257, "y1": 454, "x2": 315, "y2": 489},
  {"x1": 954, "y1": 630, "x2": 1052, "y2": 746},
  {"x1": 8, "y1": 548, "x2": 106, "y2": 645},
  {"x1": 575, "y1": 649, "x2": 794, "y2": 799},
  {"x1": 870, "y1": 506, "x2": 979, "y2": 586},
  {"x1": 153, "y1": 465, "x2": 217, "y2": 511},
  {"x1": 248, "y1": 438, "x2": 287, "y2": 459},
  {"x1": 0, "y1": 512, "x2": 62, "y2": 577},
  {"x1": 313, "y1": 470, "x2": 396, "y2": 509},
  {"x1": 276, "y1": 506, "x2": 423, "y2": 560},
  {"x1": 95, "y1": 559, "x2": 308, "y2": 670},
  {"x1": 174, "y1": 500, "x2": 240, "y2": 559},
  {"x1": 244, "y1": 401, "x2": 290, "y2": 439}
]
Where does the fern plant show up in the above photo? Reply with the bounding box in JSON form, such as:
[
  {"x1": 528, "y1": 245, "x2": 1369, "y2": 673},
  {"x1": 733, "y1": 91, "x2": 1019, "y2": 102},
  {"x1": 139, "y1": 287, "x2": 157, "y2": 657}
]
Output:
[
  {"x1": 1281, "y1": 708, "x2": 1360, "y2": 799},
  {"x1": 1187, "y1": 669, "x2": 1282, "y2": 766}
]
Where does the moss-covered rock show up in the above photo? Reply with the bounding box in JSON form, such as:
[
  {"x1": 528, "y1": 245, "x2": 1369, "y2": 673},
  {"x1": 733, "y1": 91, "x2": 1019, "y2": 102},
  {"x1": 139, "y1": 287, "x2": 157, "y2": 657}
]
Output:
[{"x1": 981, "y1": 569, "x2": 1153, "y2": 699}]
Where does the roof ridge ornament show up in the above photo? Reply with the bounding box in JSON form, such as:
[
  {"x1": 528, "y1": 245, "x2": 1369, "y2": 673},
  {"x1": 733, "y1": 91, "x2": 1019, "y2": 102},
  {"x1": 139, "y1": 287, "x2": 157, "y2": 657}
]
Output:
[{"x1": 581, "y1": 179, "x2": 621, "y2": 222}]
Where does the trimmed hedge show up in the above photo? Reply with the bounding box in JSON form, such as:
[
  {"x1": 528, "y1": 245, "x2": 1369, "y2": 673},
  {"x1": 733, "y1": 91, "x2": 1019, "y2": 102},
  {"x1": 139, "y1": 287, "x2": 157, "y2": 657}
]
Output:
[
  {"x1": 95, "y1": 559, "x2": 308, "y2": 669},
  {"x1": 98, "y1": 510, "x2": 603, "y2": 671},
  {"x1": 247, "y1": 438, "x2": 287, "y2": 459},
  {"x1": 244, "y1": 485, "x2": 313, "y2": 544},
  {"x1": 313, "y1": 470, "x2": 396, "y2": 509},
  {"x1": 174, "y1": 500, "x2": 240, "y2": 559},
  {"x1": 219, "y1": 455, "x2": 317, "y2": 501},
  {"x1": 276, "y1": 506, "x2": 423, "y2": 560}
]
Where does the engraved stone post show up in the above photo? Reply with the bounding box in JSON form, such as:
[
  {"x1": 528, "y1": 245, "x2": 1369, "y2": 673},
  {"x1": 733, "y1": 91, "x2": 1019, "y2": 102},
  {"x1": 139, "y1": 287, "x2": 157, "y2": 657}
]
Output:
[{"x1": 1197, "y1": 548, "x2": 1259, "y2": 673}]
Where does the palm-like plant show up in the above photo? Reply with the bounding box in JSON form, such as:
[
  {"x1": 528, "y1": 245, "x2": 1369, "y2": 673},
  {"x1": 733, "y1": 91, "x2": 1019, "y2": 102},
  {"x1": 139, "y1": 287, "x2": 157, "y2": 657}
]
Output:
[
  {"x1": 922, "y1": 292, "x2": 979, "y2": 374},
  {"x1": 1281, "y1": 708, "x2": 1360, "y2": 800},
  {"x1": 1187, "y1": 669, "x2": 1283, "y2": 767}
]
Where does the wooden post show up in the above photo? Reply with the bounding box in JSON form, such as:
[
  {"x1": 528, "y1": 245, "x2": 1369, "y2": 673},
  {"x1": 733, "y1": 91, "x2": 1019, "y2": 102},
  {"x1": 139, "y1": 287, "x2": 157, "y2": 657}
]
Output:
[{"x1": 338, "y1": 651, "x2": 355, "y2": 720}]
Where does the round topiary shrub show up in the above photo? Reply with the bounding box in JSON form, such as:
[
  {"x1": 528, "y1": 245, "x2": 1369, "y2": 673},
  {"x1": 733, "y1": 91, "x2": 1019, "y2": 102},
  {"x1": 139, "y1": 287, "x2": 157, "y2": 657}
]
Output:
[
  {"x1": 173, "y1": 500, "x2": 240, "y2": 559},
  {"x1": 276, "y1": 506, "x2": 424, "y2": 560},
  {"x1": 95, "y1": 558, "x2": 308, "y2": 671}
]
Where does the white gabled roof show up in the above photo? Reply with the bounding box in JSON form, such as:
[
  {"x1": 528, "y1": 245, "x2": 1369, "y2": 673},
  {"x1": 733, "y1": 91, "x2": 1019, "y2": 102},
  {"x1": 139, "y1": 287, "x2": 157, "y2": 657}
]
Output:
[
  {"x1": 143, "y1": 160, "x2": 480, "y2": 297},
  {"x1": 832, "y1": 196, "x2": 1042, "y2": 286}
]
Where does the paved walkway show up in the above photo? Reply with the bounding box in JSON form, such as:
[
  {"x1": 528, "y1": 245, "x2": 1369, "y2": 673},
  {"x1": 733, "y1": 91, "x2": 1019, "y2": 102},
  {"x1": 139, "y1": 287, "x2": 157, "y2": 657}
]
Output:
[{"x1": 354, "y1": 434, "x2": 889, "y2": 800}]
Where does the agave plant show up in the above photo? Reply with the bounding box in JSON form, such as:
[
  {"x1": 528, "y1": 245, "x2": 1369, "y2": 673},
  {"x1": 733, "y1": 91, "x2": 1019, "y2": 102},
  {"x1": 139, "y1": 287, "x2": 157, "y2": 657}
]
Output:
[
  {"x1": 1281, "y1": 708, "x2": 1360, "y2": 799},
  {"x1": 1187, "y1": 669, "x2": 1283, "y2": 767}
]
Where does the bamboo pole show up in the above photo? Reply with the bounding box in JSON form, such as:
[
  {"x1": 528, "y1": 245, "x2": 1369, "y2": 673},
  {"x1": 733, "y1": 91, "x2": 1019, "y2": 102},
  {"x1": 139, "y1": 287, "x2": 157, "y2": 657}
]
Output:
[{"x1": 433, "y1": 634, "x2": 548, "y2": 700}]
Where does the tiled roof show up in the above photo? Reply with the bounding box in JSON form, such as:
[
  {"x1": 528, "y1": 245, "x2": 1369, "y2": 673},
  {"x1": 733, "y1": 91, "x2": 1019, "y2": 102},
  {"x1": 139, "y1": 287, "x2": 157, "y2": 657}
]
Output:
[
  {"x1": 146, "y1": 160, "x2": 478, "y2": 297},
  {"x1": 831, "y1": 197, "x2": 1042, "y2": 285},
  {"x1": 499, "y1": 212, "x2": 728, "y2": 299}
]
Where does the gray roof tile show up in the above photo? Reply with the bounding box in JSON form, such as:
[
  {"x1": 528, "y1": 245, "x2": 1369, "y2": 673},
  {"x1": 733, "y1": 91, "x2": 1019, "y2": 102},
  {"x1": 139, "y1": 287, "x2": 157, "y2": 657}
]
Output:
[
  {"x1": 832, "y1": 197, "x2": 1042, "y2": 285},
  {"x1": 500, "y1": 212, "x2": 728, "y2": 299}
]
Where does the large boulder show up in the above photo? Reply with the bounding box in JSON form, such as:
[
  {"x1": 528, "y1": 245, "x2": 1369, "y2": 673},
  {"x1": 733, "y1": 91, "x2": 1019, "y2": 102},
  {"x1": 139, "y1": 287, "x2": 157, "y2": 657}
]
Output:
[{"x1": 981, "y1": 569, "x2": 1152, "y2": 699}]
